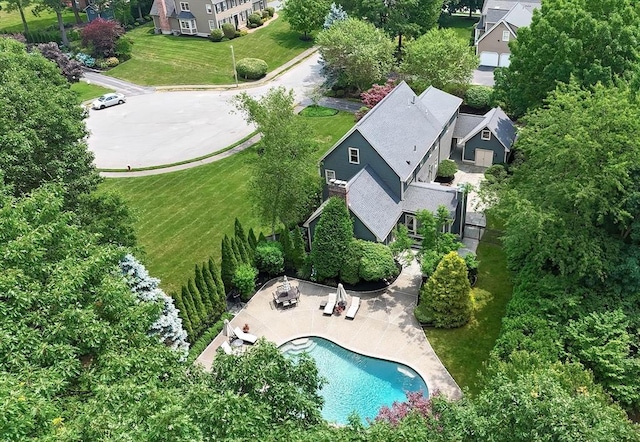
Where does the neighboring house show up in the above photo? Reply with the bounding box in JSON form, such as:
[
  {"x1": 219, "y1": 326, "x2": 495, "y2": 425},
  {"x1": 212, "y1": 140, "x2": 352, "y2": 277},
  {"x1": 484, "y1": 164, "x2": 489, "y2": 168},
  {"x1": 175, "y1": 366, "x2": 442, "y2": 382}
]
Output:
[
  {"x1": 474, "y1": 0, "x2": 540, "y2": 67},
  {"x1": 84, "y1": 0, "x2": 116, "y2": 22},
  {"x1": 304, "y1": 82, "x2": 468, "y2": 247},
  {"x1": 150, "y1": 0, "x2": 265, "y2": 36},
  {"x1": 453, "y1": 108, "x2": 516, "y2": 166}
]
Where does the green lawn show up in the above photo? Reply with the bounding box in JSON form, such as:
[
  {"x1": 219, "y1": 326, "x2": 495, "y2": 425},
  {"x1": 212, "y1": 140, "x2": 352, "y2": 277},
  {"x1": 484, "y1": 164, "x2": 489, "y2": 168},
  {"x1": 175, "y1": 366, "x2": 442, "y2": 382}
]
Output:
[
  {"x1": 439, "y1": 13, "x2": 479, "y2": 44},
  {"x1": 107, "y1": 18, "x2": 313, "y2": 86},
  {"x1": 425, "y1": 215, "x2": 512, "y2": 395},
  {"x1": 0, "y1": 4, "x2": 81, "y2": 33},
  {"x1": 71, "y1": 82, "x2": 114, "y2": 102},
  {"x1": 99, "y1": 111, "x2": 355, "y2": 294}
]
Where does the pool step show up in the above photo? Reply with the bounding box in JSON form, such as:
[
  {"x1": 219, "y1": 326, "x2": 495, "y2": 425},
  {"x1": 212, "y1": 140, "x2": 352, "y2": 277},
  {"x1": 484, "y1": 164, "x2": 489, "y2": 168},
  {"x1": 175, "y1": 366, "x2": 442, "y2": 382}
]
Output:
[
  {"x1": 281, "y1": 338, "x2": 317, "y2": 355},
  {"x1": 397, "y1": 366, "x2": 416, "y2": 378}
]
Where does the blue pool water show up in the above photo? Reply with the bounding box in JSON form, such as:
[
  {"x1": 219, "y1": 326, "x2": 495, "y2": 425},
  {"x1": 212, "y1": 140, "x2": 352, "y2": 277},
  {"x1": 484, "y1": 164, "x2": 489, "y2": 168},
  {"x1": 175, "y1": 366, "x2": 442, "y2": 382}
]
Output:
[{"x1": 281, "y1": 337, "x2": 428, "y2": 425}]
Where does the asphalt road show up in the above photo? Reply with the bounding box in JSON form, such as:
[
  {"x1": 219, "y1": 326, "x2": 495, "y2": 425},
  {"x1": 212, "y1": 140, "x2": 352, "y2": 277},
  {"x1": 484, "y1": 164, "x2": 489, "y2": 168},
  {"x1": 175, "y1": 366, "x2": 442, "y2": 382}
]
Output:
[{"x1": 86, "y1": 53, "x2": 325, "y2": 170}]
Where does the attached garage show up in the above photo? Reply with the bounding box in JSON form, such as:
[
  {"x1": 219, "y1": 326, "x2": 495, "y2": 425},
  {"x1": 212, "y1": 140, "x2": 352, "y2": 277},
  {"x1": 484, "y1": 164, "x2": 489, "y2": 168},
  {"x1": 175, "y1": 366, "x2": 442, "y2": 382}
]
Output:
[
  {"x1": 498, "y1": 53, "x2": 510, "y2": 67},
  {"x1": 479, "y1": 51, "x2": 499, "y2": 67},
  {"x1": 474, "y1": 149, "x2": 494, "y2": 167}
]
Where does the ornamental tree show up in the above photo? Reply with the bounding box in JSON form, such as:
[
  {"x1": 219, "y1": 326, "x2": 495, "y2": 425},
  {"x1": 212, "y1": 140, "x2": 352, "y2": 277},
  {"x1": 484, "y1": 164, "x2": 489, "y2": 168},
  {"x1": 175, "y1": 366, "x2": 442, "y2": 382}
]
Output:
[
  {"x1": 416, "y1": 251, "x2": 471, "y2": 327},
  {"x1": 35, "y1": 42, "x2": 83, "y2": 83},
  {"x1": 311, "y1": 197, "x2": 353, "y2": 281},
  {"x1": 400, "y1": 28, "x2": 478, "y2": 91},
  {"x1": 323, "y1": 2, "x2": 347, "y2": 28},
  {"x1": 81, "y1": 18, "x2": 125, "y2": 58},
  {"x1": 358, "y1": 240, "x2": 398, "y2": 282}
]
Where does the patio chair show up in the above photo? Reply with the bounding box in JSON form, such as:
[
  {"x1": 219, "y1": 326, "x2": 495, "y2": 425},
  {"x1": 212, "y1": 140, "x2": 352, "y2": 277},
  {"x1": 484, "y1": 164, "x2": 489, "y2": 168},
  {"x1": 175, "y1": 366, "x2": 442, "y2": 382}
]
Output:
[
  {"x1": 323, "y1": 292, "x2": 337, "y2": 316},
  {"x1": 220, "y1": 341, "x2": 233, "y2": 354},
  {"x1": 345, "y1": 297, "x2": 361, "y2": 320},
  {"x1": 282, "y1": 300, "x2": 291, "y2": 308},
  {"x1": 289, "y1": 298, "x2": 298, "y2": 307},
  {"x1": 233, "y1": 327, "x2": 258, "y2": 344}
]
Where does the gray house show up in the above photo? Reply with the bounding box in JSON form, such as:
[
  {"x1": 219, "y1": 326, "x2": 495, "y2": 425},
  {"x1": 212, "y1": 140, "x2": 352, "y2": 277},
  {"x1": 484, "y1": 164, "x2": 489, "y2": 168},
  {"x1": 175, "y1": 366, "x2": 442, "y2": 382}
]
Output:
[
  {"x1": 304, "y1": 82, "x2": 468, "y2": 246},
  {"x1": 453, "y1": 107, "x2": 516, "y2": 167},
  {"x1": 150, "y1": 0, "x2": 265, "y2": 36}
]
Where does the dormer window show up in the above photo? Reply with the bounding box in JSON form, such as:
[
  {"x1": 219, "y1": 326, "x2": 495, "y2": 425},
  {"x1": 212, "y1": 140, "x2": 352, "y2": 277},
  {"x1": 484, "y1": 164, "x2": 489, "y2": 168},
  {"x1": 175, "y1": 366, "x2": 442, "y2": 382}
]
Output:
[
  {"x1": 481, "y1": 129, "x2": 491, "y2": 140},
  {"x1": 502, "y1": 30, "x2": 510, "y2": 41},
  {"x1": 349, "y1": 147, "x2": 360, "y2": 164},
  {"x1": 180, "y1": 2, "x2": 190, "y2": 11}
]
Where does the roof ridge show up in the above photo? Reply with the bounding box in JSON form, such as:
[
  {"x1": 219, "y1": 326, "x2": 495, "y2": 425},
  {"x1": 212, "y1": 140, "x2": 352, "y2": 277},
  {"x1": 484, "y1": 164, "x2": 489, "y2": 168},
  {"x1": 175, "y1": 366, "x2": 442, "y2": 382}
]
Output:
[{"x1": 356, "y1": 80, "x2": 414, "y2": 127}]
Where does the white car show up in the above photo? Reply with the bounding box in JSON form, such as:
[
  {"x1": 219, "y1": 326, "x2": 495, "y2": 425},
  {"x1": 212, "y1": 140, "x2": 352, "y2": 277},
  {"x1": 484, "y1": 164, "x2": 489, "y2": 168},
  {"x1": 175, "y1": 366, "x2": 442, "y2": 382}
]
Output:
[{"x1": 92, "y1": 93, "x2": 126, "y2": 110}]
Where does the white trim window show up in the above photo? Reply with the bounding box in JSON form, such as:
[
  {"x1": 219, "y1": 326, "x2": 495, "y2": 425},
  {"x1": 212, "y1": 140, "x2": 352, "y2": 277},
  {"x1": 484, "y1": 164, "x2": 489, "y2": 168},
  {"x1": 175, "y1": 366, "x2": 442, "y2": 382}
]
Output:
[
  {"x1": 348, "y1": 147, "x2": 360, "y2": 164},
  {"x1": 502, "y1": 30, "x2": 510, "y2": 41},
  {"x1": 481, "y1": 129, "x2": 491, "y2": 140},
  {"x1": 180, "y1": 1, "x2": 190, "y2": 10},
  {"x1": 208, "y1": 19, "x2": 216, "y2": 29},
  {"x1": 206, "y1": 3, "x2": 212, "y2": 13},
  {"x1": 325, "y1": 169, "x2": 336, "y2": 184},
  {"x1": 405, "y1": 214, "x2": 417, "y2": 235}
]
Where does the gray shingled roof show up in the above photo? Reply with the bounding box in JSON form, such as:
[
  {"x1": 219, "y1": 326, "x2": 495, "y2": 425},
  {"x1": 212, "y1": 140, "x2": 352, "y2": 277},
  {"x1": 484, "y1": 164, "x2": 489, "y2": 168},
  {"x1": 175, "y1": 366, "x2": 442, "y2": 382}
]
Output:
[
  {"x1": 355, "y1": 81, "x2": 461, "y2": 182},
  {"x1": 502, "y1": 2, "x2": 533, "y2": 28},
  {"x1": 420, "y1": 86, "x2": 463, "y2": 126},
  {"x1": 454, "y1": 114, "x2": 485, "y2": 139},
  {"x1": 483, "y1": 0, "x2": 540, "y2": 15},
  {"x1": 402, "y1": 182, "x2": 458, "y2": 216},
  {"x1": 176, "y1": 10, "x2": 195, "y2": 19},
  {"x1": 150, "y1": 0, "x2": 175, "y2": 17},
  {"x1": 486, "y1": 8, "x2": 509, "y2": 24},
  {"x1": 346, "y1": 167, "x2": 402, "y2": 241},
  {"x1": 458, "y1": 107, "x2": 517, "y2": 151}
]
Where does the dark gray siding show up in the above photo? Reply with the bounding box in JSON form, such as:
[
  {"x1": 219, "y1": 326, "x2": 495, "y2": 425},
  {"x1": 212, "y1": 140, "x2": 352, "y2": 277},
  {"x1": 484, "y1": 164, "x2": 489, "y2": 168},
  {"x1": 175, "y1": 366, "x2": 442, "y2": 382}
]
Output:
[
  {"x1": 321, "y1": 130, "x2": 401, "y2": 198},
  {"x1": 463, "y1": 129, "x2": 507, "y2": 164},
  {"x1": 352, "y1": 214, "x2": 377, "y2": 242}
]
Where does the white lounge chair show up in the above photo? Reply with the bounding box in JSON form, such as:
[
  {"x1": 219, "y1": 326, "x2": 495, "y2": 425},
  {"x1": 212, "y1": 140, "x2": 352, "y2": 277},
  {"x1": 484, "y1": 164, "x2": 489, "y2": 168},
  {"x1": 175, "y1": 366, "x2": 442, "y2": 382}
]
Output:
[
  {"x1": 234, "y1": 327, "x2": 258, "y2": 344},
  {"x1": 323, "y1": 292, "x2": 337, "y2": 316},
  {"x1": 346, "y1": 297, "x2": 360, "y2": 319},
  {"x1": 220, "y1": 341, "x2": 233, "y2": 354}
]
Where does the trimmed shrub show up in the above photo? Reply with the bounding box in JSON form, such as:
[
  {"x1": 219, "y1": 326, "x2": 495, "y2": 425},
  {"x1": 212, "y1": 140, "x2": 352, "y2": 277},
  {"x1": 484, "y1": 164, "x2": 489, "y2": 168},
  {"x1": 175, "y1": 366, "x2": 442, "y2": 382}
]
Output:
[
  {"x1": 233, "y1": 264, "x2": 258, "y2": 301},
  {"x1": 437, "y1": 159, "x2": 457, "y2": 178},
  {"x1": 106, "y1": 56, "x2": 119, "y2": 67},
  {"x1": 240, "y1": 29, "x2": 248, "y2": 36},
  {"x1": 222, "y1": 22, "x2": 236, "y2": 39},
  {"x1": 262, "y1": 9, "x2": 270, "y2": 19},
  {"x1": 34, "y1": 42, "x2": 83, "y2": 82},
  {"x1": 248, "y1": 12, "x2": 263, "y2": 26},
  {"x1": 234, "y1": 30, "x2": 242, "y2": 38},
  {"x1": 255, "y1": 241, "x2": 284, "y2": 276},
  {"x1": 340, "y1": 239, "x2": 361, "y2": 285},
  {"x1": 236, "y1": 58, "x2": 268, "y2": 80},
  {"x1": 187, "y1": 312, "x2": 233, "y2": 363},
  {"x1": 265, "y1": 6, "x2": 275, "y2": 17},
  {"x1": 358, "y1": 240, "x2": 399, "y2": 282},
  {"x1": 210, "y1": 28, "x2": 224, "y2": 42},
  {"x1": 74, "y1": 52, "x2": 96, "y2": 67},
  {"x1": 114, "y1": 37, "x2": 132, "y2": 61},
  {"x1": 465, "y1": 85, "x2": 493, "y2": 109}
]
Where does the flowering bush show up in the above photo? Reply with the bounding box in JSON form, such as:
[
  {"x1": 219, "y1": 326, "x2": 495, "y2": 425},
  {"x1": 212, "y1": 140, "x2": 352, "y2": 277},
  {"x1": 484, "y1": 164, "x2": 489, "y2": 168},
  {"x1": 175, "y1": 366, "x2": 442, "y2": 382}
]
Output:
[
  {"x1": 120, "y1": 254, "x2": 189, "y2": 359},
  {"x1": 355, "y1": 79, "x2": 396, "y2": 121},
  {"x1": 375, "y1": 391, "x2": 433, "y2": 426}
]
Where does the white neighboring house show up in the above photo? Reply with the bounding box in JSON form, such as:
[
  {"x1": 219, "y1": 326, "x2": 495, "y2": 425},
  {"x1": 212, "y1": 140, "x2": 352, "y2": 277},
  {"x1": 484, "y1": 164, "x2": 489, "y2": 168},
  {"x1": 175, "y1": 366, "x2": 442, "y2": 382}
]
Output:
[{"x1": 474, "y1": 0, "x2": 540, "y2": 67}]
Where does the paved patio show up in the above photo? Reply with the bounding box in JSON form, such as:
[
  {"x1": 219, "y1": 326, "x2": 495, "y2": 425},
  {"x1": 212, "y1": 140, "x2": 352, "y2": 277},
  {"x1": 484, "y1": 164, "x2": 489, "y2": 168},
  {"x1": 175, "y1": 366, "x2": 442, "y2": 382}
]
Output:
[{"x1": 196, "y1": 258, "x2": 462, "y2": 400}]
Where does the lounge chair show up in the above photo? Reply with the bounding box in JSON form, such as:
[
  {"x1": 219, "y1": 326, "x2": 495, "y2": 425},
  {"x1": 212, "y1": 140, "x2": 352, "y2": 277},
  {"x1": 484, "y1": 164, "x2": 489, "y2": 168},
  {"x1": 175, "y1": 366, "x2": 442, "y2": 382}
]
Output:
[
  {"x1": 345, "y1": 297, "x2": 360, "y2": 319},
  {"x1": 234, "y1": 327, "x2": 258, "y2": 344},
  {"x1": 220, "y1": 341, "x2": 233, "y2": 354},
  {"x1": 323, "y1": 292, "x2": 337, "y2": 316}
]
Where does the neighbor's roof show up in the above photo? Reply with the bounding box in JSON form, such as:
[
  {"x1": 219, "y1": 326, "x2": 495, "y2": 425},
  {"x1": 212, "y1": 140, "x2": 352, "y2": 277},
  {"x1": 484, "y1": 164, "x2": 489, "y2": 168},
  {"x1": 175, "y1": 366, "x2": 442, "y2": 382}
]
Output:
[
  {"x1": 458, "y1": 107, "x2": 517, "y2": 150},
  {"x1": 176, "y1": 10, "x2": 195, "y2": 19},
  {"x1": 150, "y1": 0, "x2": 176, "y2": 17},
  {"x1": 324, "y1": 81, "x2": 461, "y2": 183},
  {"x1": 482, "y1": 0, "x2": 540, "y2": 17}
]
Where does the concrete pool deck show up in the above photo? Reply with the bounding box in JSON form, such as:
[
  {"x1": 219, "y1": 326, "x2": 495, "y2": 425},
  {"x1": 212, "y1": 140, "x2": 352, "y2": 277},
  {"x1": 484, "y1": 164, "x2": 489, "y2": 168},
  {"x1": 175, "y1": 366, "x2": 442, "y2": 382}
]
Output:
[{"x1": 196, "y1": 257, "x2": 462, "y2": 400}]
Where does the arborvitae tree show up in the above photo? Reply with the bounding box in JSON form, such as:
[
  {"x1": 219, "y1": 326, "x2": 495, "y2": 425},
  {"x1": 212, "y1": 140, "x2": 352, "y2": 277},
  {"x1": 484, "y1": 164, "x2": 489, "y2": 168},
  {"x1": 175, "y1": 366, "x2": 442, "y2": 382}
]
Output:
[
  {"x1": 258, "y1": 231, "x2": 267, "y2": 243},
  {"x1": 311, "y1": 197, "x2": 354, "y2": 281},
  {"x1": 188, "y1": 278, "x2": 208, "y2": 322},
  {"x1": 415, "y1": 251, "x2": 471, "y2": 328},
  {"x1": 248, "y1": 228, "x2": 258, "y2": 255},
  {"x1": 234, "y1": 218, "x2": 251, "y2": 259},
  {"x1": 235, "y1": 234, "x2": 250, "y2": 265},
  {"x1": 181, "y1": 284, "x2": 200, "y2": 329},
  {"x1": 291, "y1": 226, "x2": 307, "y2": 272},
  {"x1": 231, "y1": 236, "x2": 245, "y2": 265},
  {"x1": 208, "y1": 256, "x2": 226, "y2": 301},
  {"x1": 194, "y1": 264, "x2": 212, "y2": 314},
  {"x1": 172, "y1": 290, "x2": 194, "y2": 340},
  {"x1": 221, "y1": 235, "x2": 238, "y2": 293},
  {"x1": 279, "y1": 227, "x2": 294, "y2": 270},
  {"x1": 201, "y1": 262, "x2": 219, "y2": 317}
]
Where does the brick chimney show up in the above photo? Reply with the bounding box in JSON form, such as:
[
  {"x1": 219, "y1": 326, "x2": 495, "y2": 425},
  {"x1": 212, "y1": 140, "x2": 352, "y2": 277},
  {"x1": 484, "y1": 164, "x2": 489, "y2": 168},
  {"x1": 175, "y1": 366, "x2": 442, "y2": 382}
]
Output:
[
  {"x1": 327, "y1": 179, "x2": 348, "y2": 204},
  {"x1": 157, "y1": 0, "x2": 171, "y2": 34}
]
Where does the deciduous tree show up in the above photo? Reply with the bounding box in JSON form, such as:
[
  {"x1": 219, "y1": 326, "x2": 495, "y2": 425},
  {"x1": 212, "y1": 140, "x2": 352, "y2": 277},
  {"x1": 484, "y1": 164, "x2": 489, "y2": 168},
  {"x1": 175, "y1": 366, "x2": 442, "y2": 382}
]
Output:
[{"x1": 283, "y1": 0, "x2": 330, "y2": 40}]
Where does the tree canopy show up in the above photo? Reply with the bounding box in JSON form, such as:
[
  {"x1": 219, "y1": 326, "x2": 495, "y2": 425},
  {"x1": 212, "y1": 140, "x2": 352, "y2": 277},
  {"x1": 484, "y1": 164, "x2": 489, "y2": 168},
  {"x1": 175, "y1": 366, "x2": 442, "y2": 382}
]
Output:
[
  {"x1": 493, "y1": 0, "x2": 640, "y2": 117},
  {"x1": 283, "y1": 0, "x2": 330, "y2": 39}
]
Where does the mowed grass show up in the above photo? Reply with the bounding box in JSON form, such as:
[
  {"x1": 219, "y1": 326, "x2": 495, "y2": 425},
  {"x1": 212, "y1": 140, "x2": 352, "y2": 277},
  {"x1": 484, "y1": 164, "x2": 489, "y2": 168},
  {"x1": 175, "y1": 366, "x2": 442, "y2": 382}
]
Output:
[
  {"x1": 425, "y1": 215, "x2": 512, "y2": 395},
  {"x1": 99, "y1": 111, "x2": 355, "y2": 294},
  {"x1": 439, "y1": 13, "x2": 479, "y2": 43},
  {"x1": 71, "y1": 82, "x2": 114, "y2": 102},
  {"x1": 108, "y1": 18, "x2": 313, "y2": 86},
  {"x1": 0, "y1": 4, "x2": 81, "y2": 33}
]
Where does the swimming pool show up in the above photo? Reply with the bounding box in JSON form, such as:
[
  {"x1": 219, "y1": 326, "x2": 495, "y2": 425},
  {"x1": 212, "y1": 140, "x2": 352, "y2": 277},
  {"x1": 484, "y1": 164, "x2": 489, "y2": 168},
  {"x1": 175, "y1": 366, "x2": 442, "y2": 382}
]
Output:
[{"x1": 280, "y1": 337, "x2": 428, "y2": 425}]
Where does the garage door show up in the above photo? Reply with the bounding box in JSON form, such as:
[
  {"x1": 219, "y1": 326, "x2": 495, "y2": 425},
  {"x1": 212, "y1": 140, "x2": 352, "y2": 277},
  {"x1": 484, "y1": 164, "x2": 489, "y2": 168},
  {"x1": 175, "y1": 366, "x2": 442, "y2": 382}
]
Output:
[
  {"x1": 479, "y1": 51, "x2": 499, "y2": 67},
  {"x1": 499, "y1": 53, "x2": 510, "y2": 67},
  {"x1": 475, "y1": 149, "x2": 494, "y2": 167}
]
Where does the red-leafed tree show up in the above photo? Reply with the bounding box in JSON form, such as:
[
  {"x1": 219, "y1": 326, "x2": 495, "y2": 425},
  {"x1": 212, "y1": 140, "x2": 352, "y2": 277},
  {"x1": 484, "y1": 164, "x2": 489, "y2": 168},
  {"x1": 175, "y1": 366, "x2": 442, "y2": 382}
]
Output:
[
  {"x1": 355, "y1": 79, "x2": 396, "y2": 121},
  {"x1": 81, "y1": 18, "x2": 125, "y2": 58}
]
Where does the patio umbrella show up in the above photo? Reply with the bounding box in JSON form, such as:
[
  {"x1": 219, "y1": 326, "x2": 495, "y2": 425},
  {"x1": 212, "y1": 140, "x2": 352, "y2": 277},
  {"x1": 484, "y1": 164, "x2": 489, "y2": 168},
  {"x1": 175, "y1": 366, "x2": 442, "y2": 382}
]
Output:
[
  {"x1": 222, "y1": 319, "x2": 233, "y2": 338},
  {"x1": 336, "y1": 283, "x2": 348, "y2": 306},
  {"x1": 282, "y1": 275, "x2": 291, "y2": 292}
]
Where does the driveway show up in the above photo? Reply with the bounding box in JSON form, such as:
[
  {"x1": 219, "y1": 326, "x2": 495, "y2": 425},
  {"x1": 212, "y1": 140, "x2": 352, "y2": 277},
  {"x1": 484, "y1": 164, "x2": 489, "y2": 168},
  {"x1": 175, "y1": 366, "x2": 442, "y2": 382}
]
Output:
[
  {"x1": 472, "y1": 66, "x2": 495, "y2": 86},
  {"x1": 86, "y1": 52, "x2": 325, "y2": 170}
]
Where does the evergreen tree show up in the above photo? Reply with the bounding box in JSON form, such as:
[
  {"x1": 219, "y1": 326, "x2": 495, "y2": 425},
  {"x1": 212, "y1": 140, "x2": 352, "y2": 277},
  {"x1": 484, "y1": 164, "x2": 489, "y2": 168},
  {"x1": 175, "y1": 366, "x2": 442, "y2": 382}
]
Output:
[
  {"x1": 234, "y1": 218, "x2": 250, "y2": 252},
  {"x1": 172, "y1": 290, "x2": 194, "y2": 340},
  {"x1": 194, "y1": 264, "x2": 212, "y2": 314},
  {"x1": 311, "y1": 197, "x2": 354, "y2": 281},
  {"x1": 248, "y1": 228, "x2": 258, "y2": 255},
  {"x1": 221, "y1": 235, "x2": 238, "y2": 293},
  {"x1": 188, "y1": 278, "x2": 208, "y2": 322},
  {"x1": 235, "y1": 234, "x2": 250, "y2": 265},
  {"x1": 231, "y1": 236, "x2": 245, "y2": 265},
  {"x1": 291, "y1": 226, "x2": 307, "y2": 271},
  {"x1": 323, "y1": 2, "x2": 348, "y2": 29},
  {"x1": 181, "y1": 284, "x2": 200, "y2": 329},
  {"x1": 258, "y1": 231, "x2": 267, "y2": 243},
  {"x1": 201, "y1": 262, "x2": 220, "y2": 317},
  {"x1": 209, "y1": 256, "x2": 226, "y2": 300},
  {"x1": 416, "y1": 251, "x2": 471, "y2": 328},
  {"x1": 279, "y1": 227, "x2": 294, "y2": 270}
]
